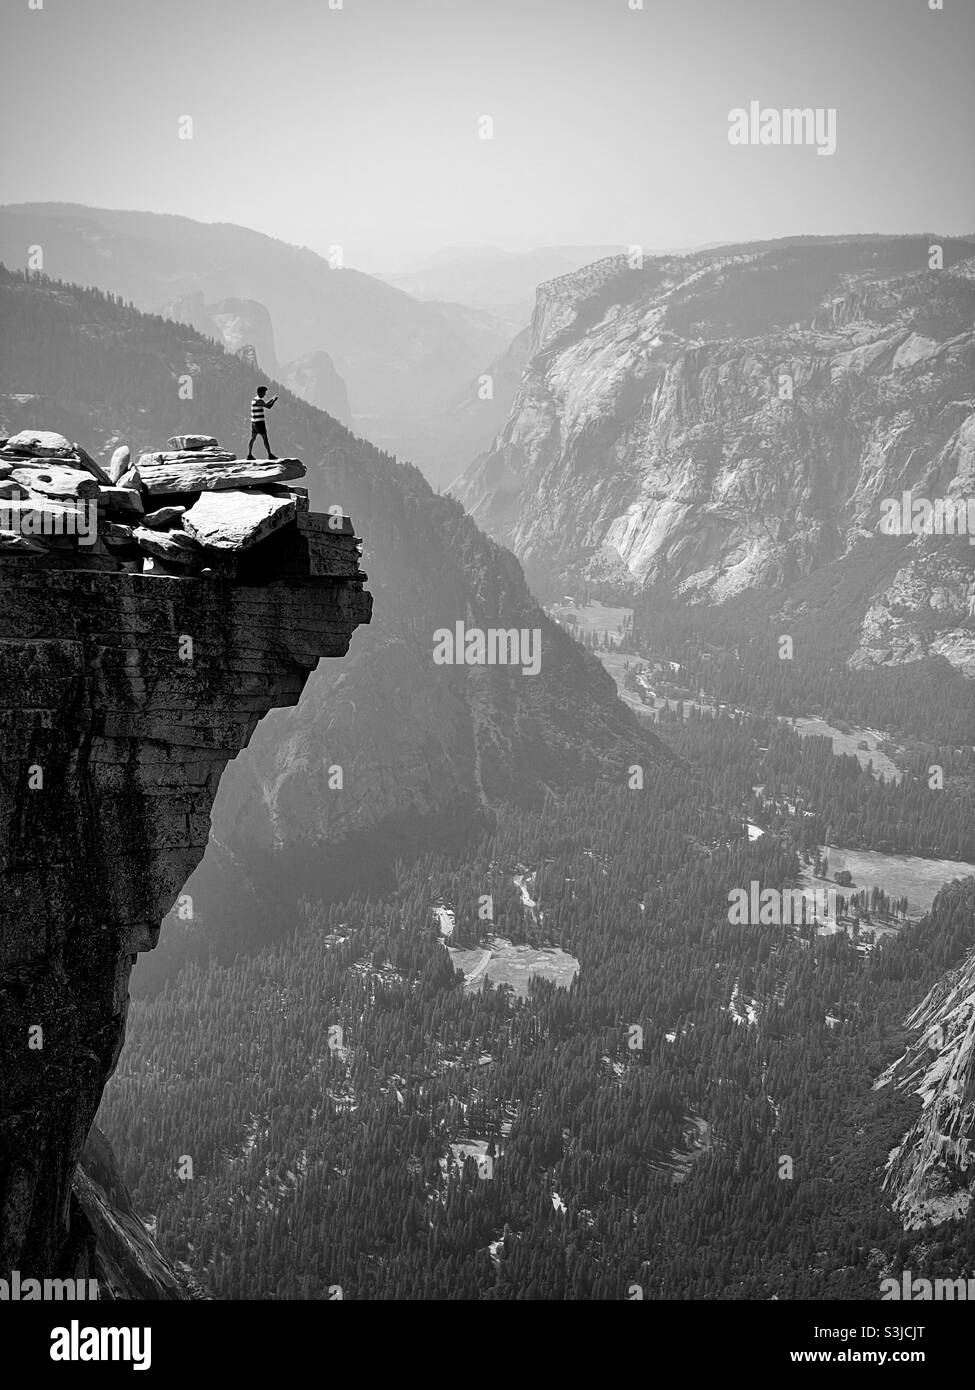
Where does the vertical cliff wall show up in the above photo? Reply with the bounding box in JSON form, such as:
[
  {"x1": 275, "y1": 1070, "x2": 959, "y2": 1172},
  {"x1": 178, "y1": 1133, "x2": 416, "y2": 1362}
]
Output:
[{"x1": 0, "y1": 537, "x2": 370, "y2": 1286}]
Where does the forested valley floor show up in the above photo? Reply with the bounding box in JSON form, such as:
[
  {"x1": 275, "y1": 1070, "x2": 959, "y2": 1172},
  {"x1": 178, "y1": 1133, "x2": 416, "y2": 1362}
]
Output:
[{"x1": 98, "y1": 703, "x2": 975, "y2": 1299}]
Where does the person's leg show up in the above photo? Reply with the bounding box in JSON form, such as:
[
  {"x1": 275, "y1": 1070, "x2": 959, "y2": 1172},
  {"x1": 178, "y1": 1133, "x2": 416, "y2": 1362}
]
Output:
[
  {"x1": 259, "y1": 424, "x2": 275, "y2": 459},
  {"x1": 246, "y1": 427, "x2": 259, "y2": 459}
]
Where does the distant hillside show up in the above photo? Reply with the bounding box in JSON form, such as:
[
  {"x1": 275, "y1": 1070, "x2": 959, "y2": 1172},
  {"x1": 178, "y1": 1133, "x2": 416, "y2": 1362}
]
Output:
[
  {"x1": 164, "y1": 291, "x2": 281, "y2": 377},
  {"x1": 0, "y1": 265, "x2": 663, "y2": 967},
  {"x1": 455, "y1": 236, "x2": 975, "y2": 681},
  {"x1": 378, "y1": 244, "x2": 626, "y2": 324},
  {"x1": 0, "y1": 204, "x2": 518, "y2": 485}
]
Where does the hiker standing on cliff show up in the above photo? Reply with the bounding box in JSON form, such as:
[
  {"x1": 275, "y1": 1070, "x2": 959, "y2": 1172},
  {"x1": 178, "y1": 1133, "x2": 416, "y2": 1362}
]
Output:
[{"x1": 246, "y1": 385, "x2": 278, "y2": 460}]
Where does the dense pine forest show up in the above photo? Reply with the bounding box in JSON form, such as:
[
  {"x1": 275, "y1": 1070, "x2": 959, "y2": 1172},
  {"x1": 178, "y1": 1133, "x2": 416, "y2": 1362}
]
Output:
[
  {"x1": 98, "y1": 710, "x2": 975, "y2": 1299},
  {"x1": 629, "y1": 573, "x2": 975, "y2": 748},
  {"x1": 659, "y1": 708, "x2": 975, "y2": 862}
]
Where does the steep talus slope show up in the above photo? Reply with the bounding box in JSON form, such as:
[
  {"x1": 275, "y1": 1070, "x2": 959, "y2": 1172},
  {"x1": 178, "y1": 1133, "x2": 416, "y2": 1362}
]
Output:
[
  {"x1": 457, "y1": 237, "x2": 975, "y2": 652},
  {"x1": 0, "y1": 267, "x2": 661, "y2": 953}
]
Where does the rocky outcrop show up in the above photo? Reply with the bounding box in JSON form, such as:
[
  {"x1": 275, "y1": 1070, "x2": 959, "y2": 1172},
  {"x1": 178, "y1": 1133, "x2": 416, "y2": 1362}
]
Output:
[
  {"x1": 281, "y1": 350, "x2": 351, "y2": 426},
  {"x1": 0, "y1": 426, "x2": 364, "y2": 587},
  {"x1": 0, "y1": 457, "x2": 371, "y2": 1285},
  {"x1": 849, "y1": 549, "x2": 975, "y2": 677},
  {"x1": 455, "y1": 237, "x2": 975, "y2": 629},
  {"x1": 73, "y1": 1126, "x2": 202, "y2": 1299},
  {"x1": 164, "y1": 292, "x2": 279, "y2": 377},
  {"x1": 877, "y1": 944, "x2": 975, "y2": 1229}
]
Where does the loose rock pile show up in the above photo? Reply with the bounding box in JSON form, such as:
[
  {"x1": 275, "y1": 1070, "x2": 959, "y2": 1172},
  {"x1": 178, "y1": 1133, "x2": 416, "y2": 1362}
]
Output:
[{"x1": 0, "y1": 429, "x2": 315, "y2": 576}]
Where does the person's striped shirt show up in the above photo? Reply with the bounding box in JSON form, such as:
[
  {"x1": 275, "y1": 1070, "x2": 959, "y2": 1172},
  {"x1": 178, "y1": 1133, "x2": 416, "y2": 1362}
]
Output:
[{"x1": 250, "y1": 395, "x2": 269, "y2": 423}]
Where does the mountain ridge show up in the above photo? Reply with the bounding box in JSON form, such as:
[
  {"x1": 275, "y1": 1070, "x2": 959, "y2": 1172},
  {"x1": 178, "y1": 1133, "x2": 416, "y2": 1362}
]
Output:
[
  {"x1": 454, "y1": 236, "x2": 975, "y2": 665},
  {"x1": 0, "y1": 264, "x2": 664, "y2": 967},
  {"x1": 0, "y1": 204, "x2": 518, "y2": 485}
]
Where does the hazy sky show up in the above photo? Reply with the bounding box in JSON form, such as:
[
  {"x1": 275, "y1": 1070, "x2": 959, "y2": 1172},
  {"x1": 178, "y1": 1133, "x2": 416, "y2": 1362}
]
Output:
[{"x1": 1, "y1": 0, "x2": 972, "y2": 270}]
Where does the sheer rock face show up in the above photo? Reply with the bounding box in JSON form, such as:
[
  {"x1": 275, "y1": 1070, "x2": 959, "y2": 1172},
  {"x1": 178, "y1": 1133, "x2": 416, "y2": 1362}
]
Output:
[
  {"x1": 848, "y1": 551, "x2": 975, "y2": 677},
  {"x1": 877, "y1": 946, "x2": 975, "y2": 1230},
  {"x1": 0, "y1": 561, "x2": 370, "y2": 1283},
  {"x1": 455, "y1": 238, "x2": 975, "y2": 635}
]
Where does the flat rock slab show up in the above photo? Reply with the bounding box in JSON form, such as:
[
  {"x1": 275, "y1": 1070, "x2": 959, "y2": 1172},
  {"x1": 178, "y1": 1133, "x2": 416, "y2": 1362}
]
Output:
[
  {"x1": 97, "y1": 485, "x2": 144, "y2": 517},
  {"x1": 166, "y1": 435, "x2": 219, "y2": 451},
  {"x1": 264, "y1": 483, "x2": 310, "y2": 514},
  {"x1": 12, "y1": 465, "x2": 100, "y2": 501},
  {"x1": 132, "y1": 527, "x2": 202, "y2": 565},
  {"x1": 0, "y1": 499, "x2": 92, "y2": 542},
  {"x1": 143, "y1": 505, "x2": 185, "y2": 529},
  {"x1": 140, "y1": 458, "x2": 305, "y2": 495},
  {"x1": 99, "y1": 521, "x2": 135, "y2": 546},
  {"x1": 138, "y1": 449, "x2": 236, "y2": 467},
  {"x1": 298, "y1": 511, "x2": 354, "y2": 536},
  {"x1": 183, "y1": 489, "x2": 297, "y2": 550},
  {"x1": 5, "y1": 429, "x2": 73, "y2": 457}
]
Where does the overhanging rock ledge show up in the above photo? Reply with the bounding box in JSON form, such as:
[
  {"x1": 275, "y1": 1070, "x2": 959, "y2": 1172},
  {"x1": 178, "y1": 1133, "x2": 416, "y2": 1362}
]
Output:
[{"x1": 0, "y1": 457, "x2": 371, "y2": 1294}]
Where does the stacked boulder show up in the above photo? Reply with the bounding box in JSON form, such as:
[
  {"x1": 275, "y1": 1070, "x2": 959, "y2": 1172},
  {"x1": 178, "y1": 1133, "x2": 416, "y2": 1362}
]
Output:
[
  {"x1": 0, "y1": 429, "x2": 141, "y2": 561},
  {"x1": 0, "y1": 429, "x2": 319, "y2": 577},
  {"x1": 128, "y1": 433, "x2": 309, "y2": 575}
]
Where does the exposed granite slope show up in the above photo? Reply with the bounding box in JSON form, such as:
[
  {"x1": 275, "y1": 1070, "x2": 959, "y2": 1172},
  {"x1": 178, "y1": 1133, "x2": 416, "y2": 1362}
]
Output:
[
  {"x1": 455, "y1": 237, "x2": 975, "y2": 650},
  {"x1": 877, "y1": 941, "x2": 975, "y2": 1229}
]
